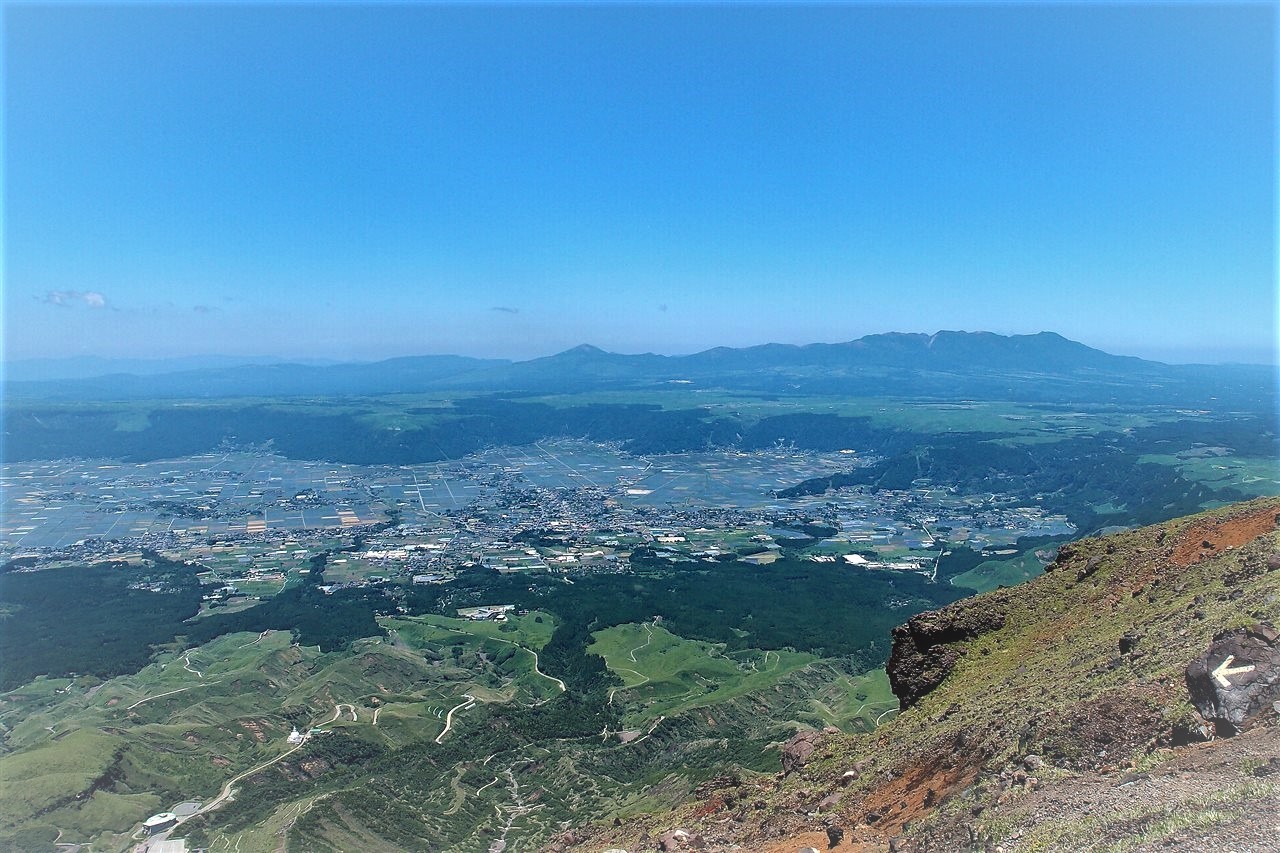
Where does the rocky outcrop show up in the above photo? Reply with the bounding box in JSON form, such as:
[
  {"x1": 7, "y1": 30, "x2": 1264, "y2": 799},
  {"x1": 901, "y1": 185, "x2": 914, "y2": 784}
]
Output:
[
  {"x1": 886, "y1": 593, "x2": 1009, "y2": 709},
  {"x1": 1186, "y1": 623, "x2": 1280, "y2": 735},
  {"x1": 781, "y1": 729, "x2": 822, "y2": 775}
]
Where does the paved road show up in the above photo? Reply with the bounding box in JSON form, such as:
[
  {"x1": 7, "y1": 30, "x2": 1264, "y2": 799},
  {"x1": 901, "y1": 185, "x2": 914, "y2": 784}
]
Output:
[{"x1": 435, "y1": 693, "x2": 476, "y2": 744}]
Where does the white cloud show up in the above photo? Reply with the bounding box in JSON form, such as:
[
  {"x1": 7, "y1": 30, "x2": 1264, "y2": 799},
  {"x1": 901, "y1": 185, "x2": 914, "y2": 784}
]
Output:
[{"x1": 39, "y1": 290, "x2": 109, "y2": 309}]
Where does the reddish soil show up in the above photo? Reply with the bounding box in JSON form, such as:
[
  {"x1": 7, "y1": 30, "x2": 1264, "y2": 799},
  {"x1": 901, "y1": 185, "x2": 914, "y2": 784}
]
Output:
[
  {"x1": 240, "y1": 720, "x2": 268, "y2": 742},
  {"x1": 853, "y1": 753, "x2": 981, "y2": 834},
  {"x1": 1169, "y1": 505, "x2": 1279, "y2": 567},
  {"x1": 689, "y1": 796, "x2": 726, "y2": 820}
]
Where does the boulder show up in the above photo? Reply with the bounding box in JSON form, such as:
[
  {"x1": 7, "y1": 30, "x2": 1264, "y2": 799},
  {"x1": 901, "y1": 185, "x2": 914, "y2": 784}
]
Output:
[
  {"x1": 1185, "y1": 624, "x2": 1280, "y2": 735},
  {"x1": 656, "y1": 829, "x2": 690, "y2": 851},
  {"x1": 781, "y1": 730, "x2": 822, "y2": 774}
]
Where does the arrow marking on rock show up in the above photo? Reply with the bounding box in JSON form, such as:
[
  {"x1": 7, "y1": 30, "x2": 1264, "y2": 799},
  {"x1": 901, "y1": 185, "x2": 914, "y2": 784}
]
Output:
[{"x1": 1212, "y1": 655, "x2": 1256, "y2": 688}]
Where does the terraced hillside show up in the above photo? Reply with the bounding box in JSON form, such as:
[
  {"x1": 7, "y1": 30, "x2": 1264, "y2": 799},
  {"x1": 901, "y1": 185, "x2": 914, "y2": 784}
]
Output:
[{"x1": 0, "y1": 613, "x2": 566, "y2": 851}]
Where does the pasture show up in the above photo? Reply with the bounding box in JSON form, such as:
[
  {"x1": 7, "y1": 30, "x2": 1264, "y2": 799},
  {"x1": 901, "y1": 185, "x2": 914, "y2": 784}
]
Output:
[{"x1": 587, "y1": 621, "x2": 816, "y2": 724}]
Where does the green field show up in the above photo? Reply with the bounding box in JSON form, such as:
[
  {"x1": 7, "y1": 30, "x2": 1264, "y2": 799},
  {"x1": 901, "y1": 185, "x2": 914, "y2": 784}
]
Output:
[
  {"x1": 588, "y1": 621, "x2": 817, "y2": 724},
  {"x1": 805, "y1": 667, "x2": 900, "y2": 732},
  {"x1": 517, "y1": 390, "x2": 1185, "y2": 441},
  {"x1": 951, "y1": 550, "x2": 1048, "y2": 594},
  {"x1": 1139, "y1": 453, "x2": 1280, "y2": 499}
]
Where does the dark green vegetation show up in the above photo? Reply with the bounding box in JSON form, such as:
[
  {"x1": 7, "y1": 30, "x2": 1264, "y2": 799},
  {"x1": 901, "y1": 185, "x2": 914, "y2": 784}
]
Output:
[
  {"x1": 187, "y1": 547, "x2": 387, "y2": 651},
  {"x1": 407, "y1": 553, "x2": 966, "y2": 700},
  {"x1": 0, "y1": 553, "x2": 389, "y2": 691},
  {"x1": 188, "y1": 583, "x2": 389, "y2": 651},
  {"x1": 0, "y1": 553, "x2": 202, "y2": 691},
  {"x1": 2, "y1": 397, "x2": 735, "y2": 463}
]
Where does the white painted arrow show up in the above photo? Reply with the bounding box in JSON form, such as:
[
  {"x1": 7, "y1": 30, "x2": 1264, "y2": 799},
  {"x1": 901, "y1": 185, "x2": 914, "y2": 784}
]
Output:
[{"x1": 1212, "y1": 654, "x2": 1256, "y2": 688}]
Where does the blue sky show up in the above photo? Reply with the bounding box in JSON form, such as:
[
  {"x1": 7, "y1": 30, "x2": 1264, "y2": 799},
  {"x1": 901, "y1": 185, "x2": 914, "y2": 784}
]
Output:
[{"x1": 3, "y1": 3, "x2": 1275, "y2": 364}]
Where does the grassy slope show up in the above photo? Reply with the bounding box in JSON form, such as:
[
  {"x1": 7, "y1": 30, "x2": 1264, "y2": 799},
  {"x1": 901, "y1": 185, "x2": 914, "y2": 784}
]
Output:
[
  {"x1": 588, "y1": 622, "x2": 818, "y2": 724},
  {"x1": 951, "y1": 550, "x2": 1049, "y2": 593},
  {"x1": 1139, "y1": 452, "x2": 1280, "y2": 499},
  {"x1": 576, "y1": 497, "x2": 1280, "y2": 852}
]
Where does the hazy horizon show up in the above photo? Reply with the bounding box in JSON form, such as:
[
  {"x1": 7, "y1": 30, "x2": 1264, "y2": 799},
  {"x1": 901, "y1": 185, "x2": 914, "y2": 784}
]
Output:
[
  {"x1": 4, "y1": 4, "x2": 1275, "y2": 367},
  {"x1": 4, "y1": 329, "x2": 1278, "y2": 370}
]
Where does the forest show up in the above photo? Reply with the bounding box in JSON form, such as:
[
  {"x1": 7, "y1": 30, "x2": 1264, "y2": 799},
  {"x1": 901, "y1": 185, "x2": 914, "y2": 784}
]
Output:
[{"x1": 0, "y1": 553, "x2": 203, "y2": 690}]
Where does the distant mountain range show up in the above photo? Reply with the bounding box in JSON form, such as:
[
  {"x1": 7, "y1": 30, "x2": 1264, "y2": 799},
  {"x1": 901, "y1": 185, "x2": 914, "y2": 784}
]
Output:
[
  {"x1": 4, "y1": 331, "x2": 1274, "y2": 407},
  {"x1": 2, "y1": 354, "x2": 350, "y2": 382}
]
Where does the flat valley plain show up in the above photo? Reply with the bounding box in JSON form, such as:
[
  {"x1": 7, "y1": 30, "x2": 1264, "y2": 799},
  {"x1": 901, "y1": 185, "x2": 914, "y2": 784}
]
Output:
[{"x1": 1, "y1": 390, "x2": 1278, "y2": 851}]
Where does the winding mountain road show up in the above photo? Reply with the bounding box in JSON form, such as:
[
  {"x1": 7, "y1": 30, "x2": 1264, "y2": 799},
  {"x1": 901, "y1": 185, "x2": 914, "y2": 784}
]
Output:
[{"x1": 435, "y1": 693, "x2": 477, "y2": 744}]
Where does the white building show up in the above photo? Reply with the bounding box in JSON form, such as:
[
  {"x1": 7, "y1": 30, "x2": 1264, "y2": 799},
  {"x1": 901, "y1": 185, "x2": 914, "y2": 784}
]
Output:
[{"x1": 142, "y1": 812, "x2": 178, "y2": 834}]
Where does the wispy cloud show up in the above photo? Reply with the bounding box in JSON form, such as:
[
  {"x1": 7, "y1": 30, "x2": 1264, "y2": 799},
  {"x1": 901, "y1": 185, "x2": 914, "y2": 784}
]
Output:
[
  {"x1": 491, "y1": 306, "x2": 520, "y2": 314},
  {"x1": 193, "y1": 304, "x2": 219, "y2": 314},
  {"x1": 39, "y1": 290, "x2": 109, "y2": 308}
]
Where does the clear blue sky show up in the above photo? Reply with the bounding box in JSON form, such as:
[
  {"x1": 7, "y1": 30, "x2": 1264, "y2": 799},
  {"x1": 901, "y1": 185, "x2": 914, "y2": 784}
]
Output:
[{"x1": 3, "y1": 2, "x2": 1275, "y2": 364}]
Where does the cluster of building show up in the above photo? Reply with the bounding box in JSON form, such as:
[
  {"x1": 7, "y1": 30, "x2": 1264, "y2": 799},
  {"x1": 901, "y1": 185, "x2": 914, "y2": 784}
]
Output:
[{"x1": 2, "y1": 445, "x2": 1074, "y2": 602}]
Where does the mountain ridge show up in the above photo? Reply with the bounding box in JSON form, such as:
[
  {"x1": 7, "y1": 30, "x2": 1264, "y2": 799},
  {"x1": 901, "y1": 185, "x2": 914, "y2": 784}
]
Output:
[{"x1": 5, "y1": 331, "x2": 1272, "y2": 407}]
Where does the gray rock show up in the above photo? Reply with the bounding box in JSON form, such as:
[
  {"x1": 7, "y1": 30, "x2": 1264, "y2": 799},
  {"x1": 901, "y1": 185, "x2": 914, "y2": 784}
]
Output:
[{"x1": 1185, "y1": 623, "x2": 1280, "y2": 735}]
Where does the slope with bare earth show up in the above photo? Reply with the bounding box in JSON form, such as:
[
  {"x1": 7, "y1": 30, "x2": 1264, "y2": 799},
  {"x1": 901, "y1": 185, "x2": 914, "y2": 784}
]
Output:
[{"x1": 560, "y1": 497, "x2": 1280, "y2": 853}]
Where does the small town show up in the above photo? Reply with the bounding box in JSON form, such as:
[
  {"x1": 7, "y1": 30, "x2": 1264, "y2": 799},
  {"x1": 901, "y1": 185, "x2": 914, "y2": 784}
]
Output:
[{"x1": 2, "y1": 443, "x2": 1074, "y2": 604}]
